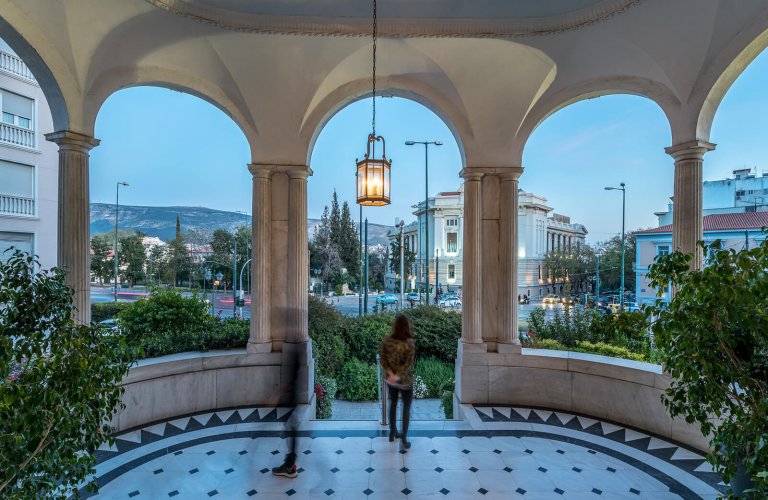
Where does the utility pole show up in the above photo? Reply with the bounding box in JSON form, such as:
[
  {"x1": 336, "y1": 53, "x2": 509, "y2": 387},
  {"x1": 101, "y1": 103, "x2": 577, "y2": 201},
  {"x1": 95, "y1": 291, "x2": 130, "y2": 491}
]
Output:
[
  {"x1": 114, "y1": 181, "x2": 129, "y2": 301},
  {"x1": 232, "y1": 234, "x2": 237, "y2": 315},
  {"x1": 595, "y1": 253, "x2": 600, "y2": 303},
  {"x1": 359, "y1": 203, "x2": 363, "y2": 316},
  {"x1": 364, "y1": 218, "x2": 369, "y2": 315}
]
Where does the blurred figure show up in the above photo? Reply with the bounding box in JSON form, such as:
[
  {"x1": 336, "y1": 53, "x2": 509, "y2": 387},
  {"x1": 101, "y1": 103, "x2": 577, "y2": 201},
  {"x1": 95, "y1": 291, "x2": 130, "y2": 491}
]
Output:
[
  {"x1": 380, "y1": 314, "x2": 415, "y2": 451},
  {"x1": 271, "y1": 347, "x2": 300, "y2": 478}
]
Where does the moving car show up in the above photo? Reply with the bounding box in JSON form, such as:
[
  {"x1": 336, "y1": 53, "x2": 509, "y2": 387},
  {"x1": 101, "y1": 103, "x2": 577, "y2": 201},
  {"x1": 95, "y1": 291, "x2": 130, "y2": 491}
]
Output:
[
  {"x1": 439, "y1": 296, "x2": 462, "y2": 308},
  {"x1": 376, "y1": 294, "x2": 400, "y2": 305},
  {"x1": 542, "y1": 294, "x2": 560, "y2": 304},
  {"x1": 406, "y1": 292, "x2": 420, "y2": 303}
]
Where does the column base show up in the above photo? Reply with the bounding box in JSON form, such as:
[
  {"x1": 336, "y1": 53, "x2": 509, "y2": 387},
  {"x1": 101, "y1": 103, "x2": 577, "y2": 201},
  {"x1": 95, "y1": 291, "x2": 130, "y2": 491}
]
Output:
[
  {"x1": 247, "y1": 340, "x2": 273, "y2": 353},
  {"x1": 455, "y1": 340, "x2": 524, "y2": 404}
]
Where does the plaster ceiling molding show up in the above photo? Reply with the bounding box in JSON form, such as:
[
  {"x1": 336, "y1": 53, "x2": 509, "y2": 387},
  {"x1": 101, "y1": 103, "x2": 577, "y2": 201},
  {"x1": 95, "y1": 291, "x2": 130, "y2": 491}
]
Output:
[{"x1": 144, "y1": 0, "x2": 647, "y2": 38}]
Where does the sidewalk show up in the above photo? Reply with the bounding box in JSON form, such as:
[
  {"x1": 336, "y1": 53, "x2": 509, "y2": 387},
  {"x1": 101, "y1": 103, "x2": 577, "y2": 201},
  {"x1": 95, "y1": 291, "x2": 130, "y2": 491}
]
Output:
[{"x1": 331, "y1": 398, "x2": 445, "y2": 420}]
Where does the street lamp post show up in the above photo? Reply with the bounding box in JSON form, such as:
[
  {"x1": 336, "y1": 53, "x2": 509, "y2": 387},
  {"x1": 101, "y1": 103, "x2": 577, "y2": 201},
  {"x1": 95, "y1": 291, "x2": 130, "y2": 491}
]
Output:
[
  {"x1": 405, "y1": 140, "x2": 442, "y2": 305},
  {"x1": 239, "y1": 258, "x2": 252, "y2": 317},
  {"x1": 396, "y1": 218, "x2": 405, "y2": 306},
  {"x1": 604, "y1": 182, "x2": 626, "y2": 311},
  {"x1": 434, "y1": 248, "x2": 440, "y2": 304},
  {"x1": 114, "y1": 181, "x2": 129, "y2": 301}
]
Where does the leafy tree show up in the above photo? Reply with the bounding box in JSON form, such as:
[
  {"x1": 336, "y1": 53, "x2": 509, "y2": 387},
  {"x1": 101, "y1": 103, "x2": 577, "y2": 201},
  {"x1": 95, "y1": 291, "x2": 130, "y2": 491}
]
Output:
[
  {"x1": 90, "y1": 234, "x2": 113, "y2": 285},
  {"x1": 389, "y1": 235, "x2": 416, "y2": 278},
  {"x1": 339, "y1": 201, "x2": 360, "y2": 277},
  {"x1": 367, "y1": 244, "x2": 388, "y2": 291},
  {"x1": 209, "y1": 228, "x2": 236, "y2": 289},
  {"x1": 147, "y1": 243, "x2": 168, "y2": 286},
  {"x1": 647, "y1": 238, "x2": 768, "y2": 496},
  {"x1": 119, "y1": 230, "x2": 146, "y2": 287},
  {"x1": 0, "y1": 251, "x2": 131, "y2": 497},
  {"x1": 329, "y1": 190, "x2": 342, "y2": 251},
  {"x1": 595, "y1": 232, "x2": 637, "y2": 293},
  {"x1": 167, "y1": 236, "x2": 192, "y2": 287}
]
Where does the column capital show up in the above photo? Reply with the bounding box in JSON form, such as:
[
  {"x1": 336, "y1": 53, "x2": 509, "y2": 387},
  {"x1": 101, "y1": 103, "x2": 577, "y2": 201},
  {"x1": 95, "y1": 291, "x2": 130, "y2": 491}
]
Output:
[
  {"x1": 248, "y1": 163, "x2": 312, "y2": 178},
  {"x1": 498, "y1": 167, "x2": 524, "y2": 181},
  {"x1": 664, "y1": 140, "x2": 715, "y2": 162},
  {"x1": 460, "y1": 168, "x2": 484, "y2": 182},
  {"x1": 45, "y1": 130, "x2": 100, "y2": 151}
]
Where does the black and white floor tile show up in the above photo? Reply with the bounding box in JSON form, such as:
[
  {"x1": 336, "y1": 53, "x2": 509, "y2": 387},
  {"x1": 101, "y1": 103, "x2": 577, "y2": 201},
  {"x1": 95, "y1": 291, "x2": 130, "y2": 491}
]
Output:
[{"x1": 82, "y1": 405, "x2": 724, "y2": 499}]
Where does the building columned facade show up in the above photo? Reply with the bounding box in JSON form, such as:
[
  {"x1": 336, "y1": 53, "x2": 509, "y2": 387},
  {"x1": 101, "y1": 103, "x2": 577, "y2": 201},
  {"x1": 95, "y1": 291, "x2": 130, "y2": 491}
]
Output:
[
  {"x1": 386, "y1": 186, "x2": 588, "y2": 298},
  {"x1": 0, "y1": 38, "x2": 58, "y2": 268}
]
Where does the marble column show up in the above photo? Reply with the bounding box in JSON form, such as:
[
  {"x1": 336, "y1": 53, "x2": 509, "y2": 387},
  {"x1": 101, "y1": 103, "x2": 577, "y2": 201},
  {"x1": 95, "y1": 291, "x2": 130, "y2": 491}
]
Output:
[
  {"x1": 665, "y1": 140, "x2": 715, "y2": 270},
  {"x1": 461, "y1": 169, "x2": 483, "y2": 344},
  {"x1": 287, "y1": 167, "x2": 311, "y2": 342},
  {"x1": 498, "y1": 168, "x2": 523, "y2": 349},
  {"x1": 247, "y1": 164, "x2": 272, "y2": 353},
  {"x1": 45, "y1": 130, "x2": 99, "y2": 324}
]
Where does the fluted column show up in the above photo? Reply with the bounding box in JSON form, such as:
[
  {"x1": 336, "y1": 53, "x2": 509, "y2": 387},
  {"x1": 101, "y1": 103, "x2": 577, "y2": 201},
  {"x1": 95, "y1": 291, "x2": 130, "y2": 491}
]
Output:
[
  {"x1": 45, "y1": 130, "x2": 99, "y2": 324},
  {"x1": 461, "y1": 169, "x2": 483, "y2": 344},
  {"x1": 247, "y1": 165, "x2": 273, "y2": 352},
  {"x1": 665, "y1": 140, "x2": 715, "y2": 270},
  {"x1": 499, "y1": 168, "x2": 523, "y2": 347},
  {"x1": 287, "y1": 167, "x2": 311, "y2": 342}
]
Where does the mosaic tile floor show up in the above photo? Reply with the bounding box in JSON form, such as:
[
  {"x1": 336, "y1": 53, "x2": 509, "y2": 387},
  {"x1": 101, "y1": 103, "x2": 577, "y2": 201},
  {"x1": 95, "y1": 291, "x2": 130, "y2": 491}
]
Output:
[{"x1": 82, "y1": 406, "x2": 724, "y2": 499}]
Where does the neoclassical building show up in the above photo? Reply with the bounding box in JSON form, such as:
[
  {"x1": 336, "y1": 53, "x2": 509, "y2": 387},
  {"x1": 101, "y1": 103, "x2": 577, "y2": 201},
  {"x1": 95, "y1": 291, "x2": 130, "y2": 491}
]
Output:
[{"x1": 2, "y1": 0, "x2": 768, "y2": 441}]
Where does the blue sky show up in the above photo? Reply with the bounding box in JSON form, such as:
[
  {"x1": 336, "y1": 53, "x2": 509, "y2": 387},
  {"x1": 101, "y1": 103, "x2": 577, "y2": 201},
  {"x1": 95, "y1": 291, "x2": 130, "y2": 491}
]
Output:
[{"x1": 90, "y1": 49, "x2": 768, "y2": 244}]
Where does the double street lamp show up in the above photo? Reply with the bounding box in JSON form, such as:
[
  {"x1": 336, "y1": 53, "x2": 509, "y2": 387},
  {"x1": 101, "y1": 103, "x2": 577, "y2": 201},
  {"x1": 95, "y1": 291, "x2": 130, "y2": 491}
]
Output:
[
  {"x1": 405, "y1": 140, "x2": 442, "y2": 305},
  {"x1": 604, "y1": 182, "x2": 626, "y2": 311},
  {"x1": 114, "y1": 181, "x2": 129, "y2": 301}
]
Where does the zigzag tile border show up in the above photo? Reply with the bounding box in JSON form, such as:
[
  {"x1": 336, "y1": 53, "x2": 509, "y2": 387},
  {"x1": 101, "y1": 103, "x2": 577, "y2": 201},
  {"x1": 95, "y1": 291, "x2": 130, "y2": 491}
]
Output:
[
  {"x1": 473, "y1": 405, "x2": 725, "y2": 494},
  {"x1": 96, "y1": 406, "x2": 294, "y2": 462}
]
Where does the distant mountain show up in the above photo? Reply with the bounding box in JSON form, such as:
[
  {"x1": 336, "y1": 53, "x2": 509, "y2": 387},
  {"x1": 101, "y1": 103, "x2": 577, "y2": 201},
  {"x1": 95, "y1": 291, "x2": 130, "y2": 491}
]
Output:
[{"x1": 90, "y1": 203, "x2": 392, "y2": 247}]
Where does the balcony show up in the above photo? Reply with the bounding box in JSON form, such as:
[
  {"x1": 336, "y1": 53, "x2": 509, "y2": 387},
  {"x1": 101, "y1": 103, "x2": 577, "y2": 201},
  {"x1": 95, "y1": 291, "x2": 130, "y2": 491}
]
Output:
[
  {"x1": 0, "y1": 193, "x2": 35, "y2": 217},
  {"x1": 0, "y1": 122, "x2": 35, "y2": 149},
  {"x1": 0, "y1": 49, "x2": 37, "y2": 83}
]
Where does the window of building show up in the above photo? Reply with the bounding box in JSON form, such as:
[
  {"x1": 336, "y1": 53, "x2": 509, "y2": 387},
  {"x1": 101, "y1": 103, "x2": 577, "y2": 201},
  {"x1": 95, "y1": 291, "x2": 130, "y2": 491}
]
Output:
[
  {"x1": 446, "y1": 219, "x2": 458, "y2": 227},
  {"x1": 0, "y1": 160, "x2": 34, "y2": 198},
  {"x1": 0, "y1": 231, "x2": 33, "y2": 262},
  {"x1": 657, "y1": 245, "x2": 670, "y2": 257},
  {"x1": 0, "y1": 90, "x2": 33, "y2": 129},
  {"x1": 448, "y1": 264, "x2": 455, "y2": 280},
  {"x1": 446, "y1": 232, "x2": 458, "y2": 253}
]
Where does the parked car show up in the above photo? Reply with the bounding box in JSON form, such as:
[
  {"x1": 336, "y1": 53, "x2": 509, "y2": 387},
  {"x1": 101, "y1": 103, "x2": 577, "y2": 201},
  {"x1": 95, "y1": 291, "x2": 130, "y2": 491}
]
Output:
[
  {"x1": 406, "y1": 292, "x2": 420, "y2": 303},
  {"x1": 542, "y1": 294, "x2": 560, "y2": 304},
  {"x1": 376, "y1": 294, "x2": 400, "y2": 305},
  {"x1": 98, "y1": 318, "x2": 121, "y2": 335},
  {"x1": 561, "y1": 296, "x2": 575, "y2": 305},
  {"x1": 624, "y1": 301, "x2": 640, "y2": 312},
  {"x1": 439, "y1": 296, "x2": 462, "y2": 308}
]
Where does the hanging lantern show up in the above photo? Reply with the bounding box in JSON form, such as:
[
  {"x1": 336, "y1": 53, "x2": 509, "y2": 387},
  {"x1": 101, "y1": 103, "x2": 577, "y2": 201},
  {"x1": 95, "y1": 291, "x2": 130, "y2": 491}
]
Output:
[
  {"x1": 356, "y1": 0, "x2": 392, "y2": 207},
  {"x1": 356, "y1": 134, "x2": 391, "y2": 206}
]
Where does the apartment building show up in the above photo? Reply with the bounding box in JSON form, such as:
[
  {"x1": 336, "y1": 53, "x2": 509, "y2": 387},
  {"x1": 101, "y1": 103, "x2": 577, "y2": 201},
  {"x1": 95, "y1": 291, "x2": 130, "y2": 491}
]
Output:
[{"x1": 0, "y1": 38, "x2": 58, "y2": 268}]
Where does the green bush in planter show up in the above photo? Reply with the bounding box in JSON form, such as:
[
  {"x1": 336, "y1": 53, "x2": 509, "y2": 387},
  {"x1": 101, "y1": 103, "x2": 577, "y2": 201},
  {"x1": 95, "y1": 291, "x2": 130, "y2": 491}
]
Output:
[
  {"x1": 647, "y1": 238, "x2": 768, "y2": 496},
  {"x1": 118, "y1": 287, "x2": 211, "y2": 342},
  {"x1": 0, "y1": 251, "x2": 132, "y2": 497},
  {"x1": 342, "y1": 313, "x2": 394, "y2": 364},
  {"x1": 308, "y1": 296, "x2": 348, "y2": 376},
  {"x1": 91, "y1": 301, "x2": 131, "y2": 323},
  {"x1": 415, "y1": 357, "x2": 455, "y2": 398},
  {"x1": 338, "y1": 359, "x2": 378, "y2": 401},
  {"x1": 314, "y1": 374, "x2": 337, "y2": 419},
  {"x1": 403, "y1": 306, "x2": 461, "y2": 363}
]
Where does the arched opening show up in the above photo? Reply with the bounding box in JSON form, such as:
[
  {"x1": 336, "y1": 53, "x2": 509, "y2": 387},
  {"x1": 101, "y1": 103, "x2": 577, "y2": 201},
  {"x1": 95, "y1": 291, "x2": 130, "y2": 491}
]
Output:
[
  {"x1": 307, "y1": 94, "x2": 464, "y2": 420},
  {"x1": 90, "y1": 85, "x2": 252, "y2": 315},
  {"x1": 521, "y1": 93, "x2": 671, "y2": 314}
]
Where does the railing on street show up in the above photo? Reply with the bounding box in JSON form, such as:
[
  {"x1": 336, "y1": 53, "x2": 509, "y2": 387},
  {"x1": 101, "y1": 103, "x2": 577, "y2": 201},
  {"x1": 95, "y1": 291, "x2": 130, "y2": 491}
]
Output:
[
  {"x1": 0, "y1": 49, "x2": 37, "y2": 82},
  {"x1": 0, "y1": 194, "x2": 35, "y2": 216},
  {"x1": 0, "y1": 122, "x2": 35, "y2": 149}
]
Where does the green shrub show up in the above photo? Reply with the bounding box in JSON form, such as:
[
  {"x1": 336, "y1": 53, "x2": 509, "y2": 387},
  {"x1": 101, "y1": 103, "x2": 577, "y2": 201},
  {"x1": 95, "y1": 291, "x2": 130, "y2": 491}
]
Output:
[
  {"x1": 118, "y1": 287, "x2": 211, "y2": 342},
  {"x1": 415, "y1": 357, "x2": 455, "y2": 398},
  {"x1": 314, "y1": 374, "x2": 337, "y2": 419},
  {"x1": 338, "y1": 359, "x2": 378, "y2": 401},
  {"x1": 441, "y1": 390, "x2": 454, "y2": 419},
  {"x1": 308, "y1": 296, "x2": 348, "y2": 376},
  {"x1": 413, "y1": 375, "x2": 429, "y2": 399},
  {"x1": 91, "y1": 301, "x2": 131, "y2": 323},
  {"x1": 342, "y1": 313, "x2": 394, "y2": 364},
  {"x1": 529, "y1": 338, "x2": 649, "y2": 362},
  {"x1": 404, "y1": 306, "x2": 461, "y2": 363}
]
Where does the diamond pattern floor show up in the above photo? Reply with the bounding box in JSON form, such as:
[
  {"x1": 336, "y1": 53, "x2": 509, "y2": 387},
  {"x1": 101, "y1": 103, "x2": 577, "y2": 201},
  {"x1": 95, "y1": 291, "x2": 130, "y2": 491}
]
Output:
[{"x1": 82, "y1": 406, "x2": 723, "y2": 499}]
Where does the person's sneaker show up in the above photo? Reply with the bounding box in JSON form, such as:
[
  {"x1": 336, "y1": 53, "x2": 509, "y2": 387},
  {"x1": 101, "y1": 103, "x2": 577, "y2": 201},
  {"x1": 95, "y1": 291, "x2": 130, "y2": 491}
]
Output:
[{"x1": 272, "y1": 462, "x2": 297, "y2": 478}]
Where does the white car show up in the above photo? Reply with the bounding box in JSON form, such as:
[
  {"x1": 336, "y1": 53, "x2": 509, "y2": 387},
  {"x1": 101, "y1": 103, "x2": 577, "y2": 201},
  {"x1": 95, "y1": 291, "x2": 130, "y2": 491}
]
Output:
[{"x1": 439, "y1": 297, "x2": 462, "y2": 308}]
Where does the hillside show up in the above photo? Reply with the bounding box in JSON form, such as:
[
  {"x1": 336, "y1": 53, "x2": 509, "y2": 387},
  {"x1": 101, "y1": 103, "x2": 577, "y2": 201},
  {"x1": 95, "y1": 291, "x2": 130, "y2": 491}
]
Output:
[{"x1": 90, "y1": 203, "x2": 392, "y2": 246}]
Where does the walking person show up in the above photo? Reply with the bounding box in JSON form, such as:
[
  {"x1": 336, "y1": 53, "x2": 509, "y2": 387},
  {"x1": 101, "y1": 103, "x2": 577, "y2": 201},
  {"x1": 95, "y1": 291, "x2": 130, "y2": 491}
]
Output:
[
  {"x1": 380, "y1": 314, "x2": 415, "y2": 451},
  {"x1": 271, "y1": 347, "x2": 301, "y2": 478}
]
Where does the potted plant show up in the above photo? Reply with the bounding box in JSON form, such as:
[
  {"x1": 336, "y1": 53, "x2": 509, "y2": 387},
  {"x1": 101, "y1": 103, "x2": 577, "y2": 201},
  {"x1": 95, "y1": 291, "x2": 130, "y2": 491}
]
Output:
[{"x1": 647, "y1": 238, "x2": 767, "y2": 497}]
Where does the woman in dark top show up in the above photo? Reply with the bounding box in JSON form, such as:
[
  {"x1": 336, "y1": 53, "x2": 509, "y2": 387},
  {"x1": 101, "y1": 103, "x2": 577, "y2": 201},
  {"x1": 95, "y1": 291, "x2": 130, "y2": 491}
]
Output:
[{"x1": 379, "y1": 314, "x2": 416, "y2": 450}]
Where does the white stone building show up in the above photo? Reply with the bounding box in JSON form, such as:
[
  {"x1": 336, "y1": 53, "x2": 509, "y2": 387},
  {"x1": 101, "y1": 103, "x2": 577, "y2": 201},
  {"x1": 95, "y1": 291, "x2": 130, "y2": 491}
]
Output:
[
  {"x1": 0, "y1": 38, "x2": 58, "y2": 268},
  {"x1": 386, "y1": 187, "x2": 587, "y2": 298}
]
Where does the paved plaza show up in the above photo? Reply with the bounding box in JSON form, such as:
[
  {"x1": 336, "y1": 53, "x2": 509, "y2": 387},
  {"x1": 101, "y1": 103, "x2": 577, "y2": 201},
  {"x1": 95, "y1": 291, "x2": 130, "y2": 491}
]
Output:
[
  {"x1": 83, "y1": 406, "x2": 723, "y2": 499},
  {"x1": 331, "y1": 399, "x2": 445, "y2": 421}
]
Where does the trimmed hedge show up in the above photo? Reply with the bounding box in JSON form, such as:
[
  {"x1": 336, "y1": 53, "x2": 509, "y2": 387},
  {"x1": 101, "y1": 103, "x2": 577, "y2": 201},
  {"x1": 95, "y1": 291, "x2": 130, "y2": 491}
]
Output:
[
  {"x1": 338, "y1": 359, "x2": 378, "y2": 401},
  {"x1": 91, "y1": 302, "x2": 131, "y2": 323},
  {"x1": 530, "y1": 338, "x2": 649, "y2": 362}
]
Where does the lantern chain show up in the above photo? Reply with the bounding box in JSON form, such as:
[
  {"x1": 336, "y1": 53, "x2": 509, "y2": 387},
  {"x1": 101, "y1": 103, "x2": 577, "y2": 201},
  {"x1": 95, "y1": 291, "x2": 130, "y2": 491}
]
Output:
[{"x1": 372, "y1": 0, "x2": 377, "y2": 137}]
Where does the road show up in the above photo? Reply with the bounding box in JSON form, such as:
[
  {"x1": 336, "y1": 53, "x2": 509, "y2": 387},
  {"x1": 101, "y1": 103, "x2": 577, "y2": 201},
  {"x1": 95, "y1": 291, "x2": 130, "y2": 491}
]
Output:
[{"x1": 91, "y1": 287, "x2": 578, "y2": 323}]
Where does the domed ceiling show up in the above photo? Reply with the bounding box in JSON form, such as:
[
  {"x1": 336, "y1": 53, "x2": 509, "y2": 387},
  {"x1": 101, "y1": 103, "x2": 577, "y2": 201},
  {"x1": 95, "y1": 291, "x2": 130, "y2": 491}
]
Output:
[{"x1": 146, "y1": 0, "x2": 645, "y2": 37}]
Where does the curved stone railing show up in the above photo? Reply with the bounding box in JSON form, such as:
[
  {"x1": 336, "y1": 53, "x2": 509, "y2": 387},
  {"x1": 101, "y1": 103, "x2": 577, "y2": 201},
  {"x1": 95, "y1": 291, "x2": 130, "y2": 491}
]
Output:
[
  {"x1": 456, "y1": 347, "x2": 710, "y2": 451},
  {"x1": 111, "y1": 349, "x2": 285, "y2": 432}
]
